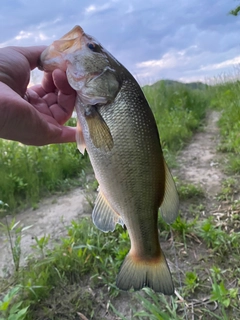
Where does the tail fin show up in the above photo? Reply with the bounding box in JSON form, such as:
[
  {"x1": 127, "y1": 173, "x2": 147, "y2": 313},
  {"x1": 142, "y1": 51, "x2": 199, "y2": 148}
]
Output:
[{"x1": 116, "y1": 251, "x2": 174, "y2": 295}]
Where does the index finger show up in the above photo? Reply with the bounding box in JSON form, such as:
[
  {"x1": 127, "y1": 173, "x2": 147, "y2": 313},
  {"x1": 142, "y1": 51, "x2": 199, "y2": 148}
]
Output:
[
  {"x1": 52, "y1": 69, "x2": 75, "y2": 95},
  {"x1": 41, "y1": 72, "x2": 55, "y2": 93}
]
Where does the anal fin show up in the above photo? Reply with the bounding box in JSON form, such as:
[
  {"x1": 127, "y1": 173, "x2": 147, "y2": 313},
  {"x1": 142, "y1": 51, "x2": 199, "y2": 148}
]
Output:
[
  {"x1": 92, "y1": 191, "x2": 124, "y2": 232},
  {"x1": 160, "y1": 159, "x2": 179, "y2": 224}
]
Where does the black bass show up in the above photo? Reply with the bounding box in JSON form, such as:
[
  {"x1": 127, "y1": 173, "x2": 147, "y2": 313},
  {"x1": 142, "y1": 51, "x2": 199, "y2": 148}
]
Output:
[{"x1": 39, "y1": 26, "x2": 179, "y2": 295}]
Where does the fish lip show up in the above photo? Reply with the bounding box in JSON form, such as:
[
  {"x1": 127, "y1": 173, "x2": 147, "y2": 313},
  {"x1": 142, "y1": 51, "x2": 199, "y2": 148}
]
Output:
[{"x1": 37, "y1": 57, "x2": 44, "y2": 71}]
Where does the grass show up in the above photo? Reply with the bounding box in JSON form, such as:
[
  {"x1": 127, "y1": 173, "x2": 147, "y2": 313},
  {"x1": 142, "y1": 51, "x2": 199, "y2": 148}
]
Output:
[
  {"x1": 143, "y1": 81, "x2": 209, "y2": 156},
  {"x1": 1, "y1": 78, "x2": 240, "y2": 319},
  {"x1": 210, "y1": 77, "x2": 240, "y2": 173},
  {"x1": 2, "y1": 209, "x2": 239, "y2": 319},
  {"x1": 175, "y1": 179, "x2": 205, "y2": 200},
  {"x1": 0, "y1": 118, "x2": 88, "y2": 212},
  {"x1": 0, "y1": 218, "x2": 129, "y2": 319}
]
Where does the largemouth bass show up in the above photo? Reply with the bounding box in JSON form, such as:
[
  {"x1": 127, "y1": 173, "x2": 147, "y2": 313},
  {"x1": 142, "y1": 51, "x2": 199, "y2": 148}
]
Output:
[{"x1": 39, "y1": 26, "x2": 179, "y2": 295}]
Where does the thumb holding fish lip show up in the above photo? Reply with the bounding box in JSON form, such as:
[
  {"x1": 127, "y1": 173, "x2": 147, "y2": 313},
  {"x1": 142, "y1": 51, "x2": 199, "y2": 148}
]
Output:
[
  {"x1": 0, "y1": 46, "x2": 47, "y2": 96},
  {"x1": 12, "y1": 45, "x2": 47, "y2": 70}
]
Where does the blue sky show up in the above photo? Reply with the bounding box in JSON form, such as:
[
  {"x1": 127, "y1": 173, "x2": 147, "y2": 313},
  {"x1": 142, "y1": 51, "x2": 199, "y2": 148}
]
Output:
[{"x1": 1, "y1": 0, "x2": 240, "y2": 85}]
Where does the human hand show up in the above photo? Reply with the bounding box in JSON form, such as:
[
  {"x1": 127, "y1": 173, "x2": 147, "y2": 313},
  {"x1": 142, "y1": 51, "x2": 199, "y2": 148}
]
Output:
[{"x1": 0, "y1": 46, "x2": 76, "y2": 146}]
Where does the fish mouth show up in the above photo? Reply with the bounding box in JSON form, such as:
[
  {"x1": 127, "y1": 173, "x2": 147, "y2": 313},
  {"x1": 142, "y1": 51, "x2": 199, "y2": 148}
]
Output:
[
  {"x1": 38, "y1": 26, "x2": 88, "y2": 72},
  {"x1": 37, "y1": 57, "x2": 44, "y2": 71},
  {"x1": 50, "y1": 26, "x2": 86, "y2": 54},
  {"x1": 58, "y1": 25, "x2": 84, "y2": 41}
]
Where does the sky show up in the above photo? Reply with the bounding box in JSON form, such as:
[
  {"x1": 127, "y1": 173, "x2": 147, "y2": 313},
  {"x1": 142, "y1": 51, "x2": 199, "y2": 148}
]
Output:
[{"x1": 1, "y1": 0, "x2": 240, "y2": 85}]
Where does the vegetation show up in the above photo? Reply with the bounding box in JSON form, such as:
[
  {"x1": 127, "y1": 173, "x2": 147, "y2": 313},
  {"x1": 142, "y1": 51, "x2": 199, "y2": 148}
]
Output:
[
  {"x1": 230, "y1": 3, "x2": 240, "y2": 16},
  {"x1": 210, "y1": 78, "x2": 240, "y2": 173},
  {"x1": 1, "y1": 78, "x2": 240, "y2": 319},
  {"x1": 0, "y1": 118, "x2": 88, "y2": 212},
  {"x1": 143, "y1": 80, "x2": 208, "y2": 154}
]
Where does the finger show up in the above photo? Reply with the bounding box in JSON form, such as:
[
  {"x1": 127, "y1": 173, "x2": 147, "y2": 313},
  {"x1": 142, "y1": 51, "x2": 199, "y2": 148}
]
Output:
[
  {"x1": 48, "y1": 89, "x2": 76, "y2": 124},
  {"x1": 47, "y1": 125, "x2": 77, "y2": 144},
  {"x1": 27, "y1": 89, "x2": 52, "y2": 117},
  {"x1": 43, "y1": 93, "x2": 58, "y2": 107},
  {"x1": 48, "y1": 103, "x2": 73, "y2": 125},
  {"x1": 53, "y1": 69, "x2": 75, "y2": 95},
  {"x1": 41, "y1": 72, "x2": 56, "y2": 93},
  {"x1": 58, "y1": 89, "x2": 76, "y2": 115},
  {"x1": 29, "y1": 84, "x2": 46, "y2": 97},
  {"x1": 50, "y1": 69, "x2": 76, "y2": 124}
]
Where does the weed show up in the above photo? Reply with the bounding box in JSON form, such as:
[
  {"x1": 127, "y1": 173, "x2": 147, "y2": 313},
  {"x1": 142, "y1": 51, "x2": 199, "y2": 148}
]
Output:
[
  {"x1": 171, "y1": 216, "x2": 198, "y2": 245},
  {"x1": 209, "y1": 267, "x2": 239, "y2": 318},
  {"x1": 111, "y1": 288, "x2": 183, "y2": 320},
  {"x1": 0, "y1": 218, "x2": 130, "y2": 318},
  {"x1": 196, "y1": 217, "x2": 231, "y2": 256},
  {"x1": 175, "y1": 180, "x2": 204, "y2": 200},
  {"x1": 31, "y1": 235, "x2": 50, "y2": 259},
  {"x1": 184, "y1": 271, "x2": 199, "y2": 294},
  {"x1": 216, "y1": 177, "x2": 237, "y2": 201},
  {"x1": 0, "y1": 219, "x2": 32, "y2": 272},
  {"x1": 0, "y1": 286, "x2": 29, "y2": 320}
]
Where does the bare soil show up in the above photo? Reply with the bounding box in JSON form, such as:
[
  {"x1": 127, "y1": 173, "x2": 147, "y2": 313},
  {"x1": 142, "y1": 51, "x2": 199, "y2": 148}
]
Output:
[
  {"x1": 0, "y1": 189, "x2": 92, "y2": 277},
  {"x1": 1, "y1": 110, "x2": 237, "y2": 319},
  {"x1": 174, "y1": 110, "x2": 225, "y2": 196}
]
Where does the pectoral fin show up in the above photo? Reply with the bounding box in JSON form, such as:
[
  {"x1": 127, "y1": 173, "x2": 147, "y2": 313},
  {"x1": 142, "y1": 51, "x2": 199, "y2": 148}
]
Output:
[
  {"x1": 93, "y1": 191, "x2": 124, "y2": 232},
  {"x1": 160, "y1": 159, "x2": 179, "y2": 224},
  {"x1": 76, "y1": 121, "x2": 86, "y2": 154},
  {"x1": 85, "y1": 106, "x2": 114, "y2": 152}
]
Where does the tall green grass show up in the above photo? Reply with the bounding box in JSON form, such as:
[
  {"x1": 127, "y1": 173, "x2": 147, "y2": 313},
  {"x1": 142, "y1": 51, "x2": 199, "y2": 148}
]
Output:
[
  {"x1": 0, "y1": 118, "x2": 88, "y2": 211},
  {"x1": 143, "y1": 80, "x2": 209, "y2": 152},
  {"x1": 209, "y1": 78, "x2": 240, "y2": 172}
]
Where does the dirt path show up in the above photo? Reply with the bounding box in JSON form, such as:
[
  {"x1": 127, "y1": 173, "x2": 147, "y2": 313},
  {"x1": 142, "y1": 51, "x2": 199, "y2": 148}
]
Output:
[
  {"x1": 0, "y1": 188, "x2": 92, "y2": 276},
  {"x1": 174, "y1": 110, "x2": 224, "y2": 198}
]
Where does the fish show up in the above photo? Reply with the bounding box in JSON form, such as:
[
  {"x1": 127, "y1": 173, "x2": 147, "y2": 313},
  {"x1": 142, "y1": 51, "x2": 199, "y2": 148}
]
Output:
[{"x1": 38, "y1": 25, "x2": 179, "y2": 295}]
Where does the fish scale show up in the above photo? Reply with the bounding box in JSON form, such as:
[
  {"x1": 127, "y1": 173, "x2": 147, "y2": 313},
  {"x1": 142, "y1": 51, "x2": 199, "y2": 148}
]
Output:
[
  {"x1": 38, "y1": 25, "x2": 179, "y2": 294},
  {"x1": 90, "y1": 82, "x2": 161, "y2": 215}
]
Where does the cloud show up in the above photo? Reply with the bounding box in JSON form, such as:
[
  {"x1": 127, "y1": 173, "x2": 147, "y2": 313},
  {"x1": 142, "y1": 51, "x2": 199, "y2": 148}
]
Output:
[
  {"x1": 136, "y1": 46, "x2": 198, "y2": 70},
  {"x1": 0, "y1": 0, "x2": 240, "y2": 85},
  {"x1": 15, "y1": 31, "x2": 32, "y2": 41},
  {"x1": 13, "y1": 30, "x2": 50, "y2": 42},
  {"x1": 84, "y1": 3, "x2": 113, "y2": 14},
  {"x1": 85, "y1": 5, "x2": 96, "y2": 13},
  {"x1": 200, "y1": 56, "x2": 240, "y2": 71}
]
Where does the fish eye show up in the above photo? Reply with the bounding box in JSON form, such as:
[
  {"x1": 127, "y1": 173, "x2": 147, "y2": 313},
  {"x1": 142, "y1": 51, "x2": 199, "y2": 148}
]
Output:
[{"x1": 87, "y1": 43, "x2": 97, "y2": 51}]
